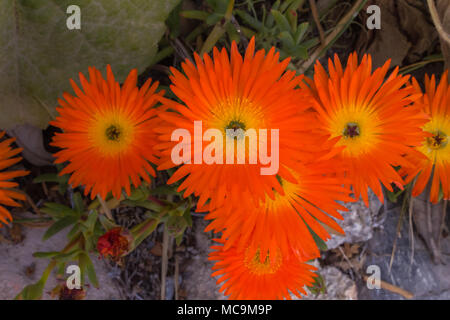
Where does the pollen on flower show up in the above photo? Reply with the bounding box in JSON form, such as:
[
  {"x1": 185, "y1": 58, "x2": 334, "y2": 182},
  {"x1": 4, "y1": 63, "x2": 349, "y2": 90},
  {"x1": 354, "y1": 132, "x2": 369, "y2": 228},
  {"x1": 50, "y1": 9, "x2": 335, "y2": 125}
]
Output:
[{"x1": 244, "y1": 248, "x2": 282, "y2": 275}]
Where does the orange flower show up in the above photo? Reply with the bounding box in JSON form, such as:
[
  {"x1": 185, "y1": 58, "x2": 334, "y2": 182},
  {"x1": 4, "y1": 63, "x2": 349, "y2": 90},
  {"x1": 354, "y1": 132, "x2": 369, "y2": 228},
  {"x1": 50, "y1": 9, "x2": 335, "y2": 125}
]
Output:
[
  {"x1": 204, "y1": 164, "x2": 353, "y2": 261},
  {"x1": 51, "y1": 66, "x2": 164, "y2": 200},
  {"x1": 303, "y1": 53, "x2": 428, "y2": 205},
  {"x1": 401, "y1": 72, "x2": 450, "y2": 203},
  {"x1": 209, "y1": 238, "x2": 318, "y2": 300},
  {"x1": 156, "y1": 37, "x2": 331, "y2": 209},
  {"x1": 97, "y1": 227, "x2": 130, "y2": 260},
  {"x1": 0, "y1": 132, "x2": 28, "y2": 227}
]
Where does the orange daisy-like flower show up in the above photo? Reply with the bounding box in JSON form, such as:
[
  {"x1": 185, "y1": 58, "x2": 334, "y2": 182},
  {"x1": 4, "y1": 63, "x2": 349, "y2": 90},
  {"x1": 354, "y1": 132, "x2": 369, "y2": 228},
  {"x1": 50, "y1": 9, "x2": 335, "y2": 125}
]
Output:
[
  {"x1": 303, "y1": 53, "x2": 428, "y2": 205},
  {"x1": 205, "y1": 164, "x2": 353, "y2": 261},
  {"x1": 51, "y1": 65, "x2": 164, "y2": 200},
  {"x1": 0, "y1": 132, "x2": 28, "y2": 227},
  {"x1": 209, "y1": 238, "x2": 318, "y2": 300},
  {"x1": 156, "y1": 38, "x2": 331, "y2": 209},
  {"x1": 401, "y1": 72, "x2": 450, "y2": 203}
]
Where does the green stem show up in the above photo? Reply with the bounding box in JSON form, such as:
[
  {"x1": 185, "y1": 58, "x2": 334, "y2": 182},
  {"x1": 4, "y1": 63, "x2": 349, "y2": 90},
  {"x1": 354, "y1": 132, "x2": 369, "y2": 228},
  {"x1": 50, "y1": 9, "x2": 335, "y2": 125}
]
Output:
[{"x1": 200, "y1": 0, "x2": 235, "y2": 54}]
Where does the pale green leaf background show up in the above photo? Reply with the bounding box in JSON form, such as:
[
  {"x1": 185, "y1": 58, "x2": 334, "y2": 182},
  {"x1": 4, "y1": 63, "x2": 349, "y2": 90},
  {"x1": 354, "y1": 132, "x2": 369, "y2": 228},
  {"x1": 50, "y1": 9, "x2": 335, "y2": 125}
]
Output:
[{"x1": 0, "y1": 0, "x2": 180, "y2": 129}]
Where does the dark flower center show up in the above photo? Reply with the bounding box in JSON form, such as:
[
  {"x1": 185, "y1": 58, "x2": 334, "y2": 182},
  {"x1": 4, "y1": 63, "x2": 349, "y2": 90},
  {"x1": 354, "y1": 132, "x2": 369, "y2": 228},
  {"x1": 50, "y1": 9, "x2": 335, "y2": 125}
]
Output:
[
  {"x1": 427, "y1": 131, "x2": 447, "y2": 150},
  {"x1": 105, "y1": 125, "x2": 122, "y2": 142},
  {"x1": 343, "y1": 122, "x2": 360, "y2": 138},
  {"x1": 225, "y1": 120, "x2": 246, "y2": 139}
]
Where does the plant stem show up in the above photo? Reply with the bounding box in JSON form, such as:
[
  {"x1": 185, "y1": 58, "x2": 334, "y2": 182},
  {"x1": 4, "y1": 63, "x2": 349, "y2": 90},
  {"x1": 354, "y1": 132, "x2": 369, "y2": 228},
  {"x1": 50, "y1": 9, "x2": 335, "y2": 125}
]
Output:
[
  {"x1": 200, "y1": 0, "x2": 235, "y2": 55},
  {"x1": 97, "y1": 194, "x2": 113, "y2": 220},
  {"x1": 309, "y1": 0, "x2": 325, "y2": 45},
  {"x1": 297, "y1": 0, "x2": 368, "y2": 73},
  {"x1": 427, "y1": 0, "x2": 450, "y2": 45}
]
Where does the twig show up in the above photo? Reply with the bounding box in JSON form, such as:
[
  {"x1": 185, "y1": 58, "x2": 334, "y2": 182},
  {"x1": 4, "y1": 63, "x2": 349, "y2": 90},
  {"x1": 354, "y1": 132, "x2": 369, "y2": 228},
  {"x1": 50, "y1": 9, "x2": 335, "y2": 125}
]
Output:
[
  {"x1": 309, "y1": 0, "x2": 325, "y2": 45},
  {"x1": 41, "y1": 182, "x2": 49, "y2": 197},
  {"x1": 170, "y1": 38, "x2": 194, "y2": 63},
  {"x1": 25, "y1": 193, "x2": 42, "y2": 216},
  {"x1": 97, "y1": 195, "x2": 113, "y2": 220},
  {"x1": 297, "y1": 0, "x2": 367, "y2": 73},
  {"x1": 362, "y1": 275, "x2": 414, "y2": 299},
  {"x1": 151, "y1": 64, "x2": 172, "y2": 75},
  {"x1": 427, "y1": 0, "x2": 450, "y2": 45},
  {"x1": 338, "y1": 246, "x2": 357, "y2": 280}
]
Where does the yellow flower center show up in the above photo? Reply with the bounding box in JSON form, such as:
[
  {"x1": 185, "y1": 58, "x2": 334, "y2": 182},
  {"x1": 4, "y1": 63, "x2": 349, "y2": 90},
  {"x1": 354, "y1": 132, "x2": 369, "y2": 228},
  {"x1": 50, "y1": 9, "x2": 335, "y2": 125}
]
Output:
[
  {"x1": 209, "y1": 97, "x2": 266, "y2": 134},
  {"x1": 329, "y1": 106, "x2": 381, "y2": 157},
  {"x1": 90, "y1": 112, "x2": 135, "y2": 156},
  {"x1": 244, "y1": 248, "x2": 282, "y2": 275},
  {"x1": 419, "y1": 116, "x2": 450, "y2": 163}
]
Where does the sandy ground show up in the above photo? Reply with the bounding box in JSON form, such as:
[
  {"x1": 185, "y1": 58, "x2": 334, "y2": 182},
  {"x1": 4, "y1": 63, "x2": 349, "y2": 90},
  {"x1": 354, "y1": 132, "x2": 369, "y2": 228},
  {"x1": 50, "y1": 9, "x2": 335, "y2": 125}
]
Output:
[{"x1": 0, "y1": 213, "x2": 122, "y2": 300}]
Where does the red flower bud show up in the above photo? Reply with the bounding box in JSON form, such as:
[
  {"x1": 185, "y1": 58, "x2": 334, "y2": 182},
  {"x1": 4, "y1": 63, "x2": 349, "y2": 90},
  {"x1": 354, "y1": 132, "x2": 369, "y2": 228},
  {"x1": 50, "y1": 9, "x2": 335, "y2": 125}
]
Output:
[{"x1": 97, "y1": 227, "x2": 130, "y2": 260}]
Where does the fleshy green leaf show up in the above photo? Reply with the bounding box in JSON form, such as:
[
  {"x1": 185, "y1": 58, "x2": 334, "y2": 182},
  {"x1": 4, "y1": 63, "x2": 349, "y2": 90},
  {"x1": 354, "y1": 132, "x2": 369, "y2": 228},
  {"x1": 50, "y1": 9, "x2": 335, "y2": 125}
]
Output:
[
  {"x1": 41, "y1": 202, "x2": 77, "y2": 219},
  {"x1": 15, "y1": 279, "x2": 45, "y2": 300},
  {"x1": 271, "y1": 9, "x2": 291, "y2": 32},
  {"x1": 43, "y1": 216, "x2": 79, "y2": 240},
  {"x1": 79, "y1": 252, "x2": 99, "y2": 288},
  {"x1": 0, "y1": 0, "x2": 180, "y2": 129}
]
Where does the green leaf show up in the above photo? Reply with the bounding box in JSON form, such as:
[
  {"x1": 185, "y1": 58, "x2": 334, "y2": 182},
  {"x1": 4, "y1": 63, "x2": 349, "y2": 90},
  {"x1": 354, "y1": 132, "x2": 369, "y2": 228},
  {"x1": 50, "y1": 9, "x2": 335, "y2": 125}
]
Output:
[
  {"x1": 307, "y1": 273, "x2": 326, "y2": 295},
  {"x1": 33, "y1": 251, "x2": 61, "y2": 259},
  {"x1": 79, "y1": 252, "x2": 99, "y2": 288},
  {"x1": 149, "y1": 185, "x2": 182, "y2": 197},
  {"x1": 16, "y1": 279, "x2": 45, "y2": 300},
  {"x1": 43, "y1": 216, "x2": 79, "y2": 240},
  {"x1": 72, "y1": 192, "x2": 84, "y2": 213},
  {"x1": 295, "y1": 22, "x2": 309, "y2": 43},
  {"x1": 98, "y1": 214, "x2": 118, "y2": 231},
  {"x1": 33, "y1": 173, "x2": 60, "y2": 183},
  {"x1": 41, "y1": 202, "x2": 77, "y2": 218},
  {"x1": 0, "y1": 0, "x2": 181, "y2": 129},
  {"x1": 67, "y1": 223, "x2": 81, "y2": 240},
  {"x1": 84, "y1": 210, "x2": 99, "y2": 232},
  {"x1": 271, "y1": 9, "x2": 291, "y2": 32},
  {"x1": 183, "y1": 208, "x2": 193, "y2": 228},
  {"x1": 131, "y1": 215, "x2": 163, "y2": 249},
  {"x1": 308, "y1": 226, "x2": 328, "y2": 251},
  {"x1": 51, "y1": 249, "x2": 84, "y2": 262},
  {"x1": 292, "y1": 45, "x2": 308, "y2": 60},
  {"x1": 235, "y1": 9, "x2": 265, "y2": 31},
  {"x1": 122, "y1": 199, "x2": 164, "y2": 212},
  {"x1": 279, "y1": 31, "x2": 296, "y2": 48},
  {"x1": 180, "y1": 10, "x2": 209, "y2": 21}
]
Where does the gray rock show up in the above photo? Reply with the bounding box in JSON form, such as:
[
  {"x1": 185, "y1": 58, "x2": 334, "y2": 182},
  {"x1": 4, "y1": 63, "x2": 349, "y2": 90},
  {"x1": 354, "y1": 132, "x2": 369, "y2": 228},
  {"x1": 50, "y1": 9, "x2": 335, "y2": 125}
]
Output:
[
  {"x1": 326, "y1": 190, "x2": 384, "y2": 249},
  {"x1": 304, "y1": 266, "x2": 358, "y2": 300},
  {"x1": 357, "y1": 206, "x2": 450, "y2": 300}
]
